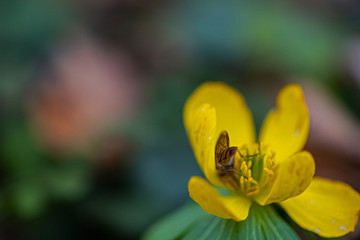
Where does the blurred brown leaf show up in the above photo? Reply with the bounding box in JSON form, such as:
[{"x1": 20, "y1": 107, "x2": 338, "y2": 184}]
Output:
[{"x1": 303, "y1": 82, "x2": 360, "y2": 239}]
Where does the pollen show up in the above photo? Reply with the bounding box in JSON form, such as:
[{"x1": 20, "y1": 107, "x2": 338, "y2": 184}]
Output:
[
  {"x1": 263, "y1": 168, "x2": 274, "y2": 176},
  {"x1": 240, "y1": 161, "x2": 248, "y2": 175},
  {"x1": 247, "y1": 169, "x2": 252, "y2": 178},
  {"x1": 217, "y1": 142, "x2": 277, "y2": 197},
  {"x1": 245, "y1": 186, "x2": 259, "y2": 196},
  {"x1": 221, "y1": 143, "x2": 276, "y2": 197}
]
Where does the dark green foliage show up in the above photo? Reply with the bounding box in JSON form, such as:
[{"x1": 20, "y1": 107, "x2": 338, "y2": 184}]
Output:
[{"x1": 143, "y1": 202, "x2": 300, "y2": 240}]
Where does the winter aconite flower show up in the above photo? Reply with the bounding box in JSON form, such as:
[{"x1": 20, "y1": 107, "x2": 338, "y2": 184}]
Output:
[{"x1": 184, "y1": 82, "x2": 360, "y2": 238}]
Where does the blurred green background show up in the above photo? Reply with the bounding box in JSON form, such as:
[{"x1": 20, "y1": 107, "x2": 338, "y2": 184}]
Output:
[{"x1": 1, "y1": 0, "x2": 360, "y2": 239}]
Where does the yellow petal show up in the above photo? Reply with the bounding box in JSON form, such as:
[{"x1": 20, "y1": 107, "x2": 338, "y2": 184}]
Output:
[
  {"x1": 255, "y1": 151, "x2": 315, "y2": 205},
  {"x1": 188, "y1": 176, "x2": 253, "y2": 221},
  {"x1": 280, "y1": 177, "x2": 360, "y2": 238},
  {"x1": 184, "y1": 81, "x2": 255, "y2": 152},
  {"x1": 185, "y1": 103, "x2": 225, "y2": 186},
  {"x1": 184, "y1": 82, "x2": 255, "y2": 187},
  {"x1": 259, "y1": 84, "x2": 309, "y2": 162}
]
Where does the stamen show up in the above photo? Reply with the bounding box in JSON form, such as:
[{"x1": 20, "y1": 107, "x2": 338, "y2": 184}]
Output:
[
  {"x1": 268, "y1": 159, "x2": 275, "y2": 167},
  {"x1": 240, "y1": 176, "x2": 245, "y2": 192},
  {"x1": 245, "y1": 177, "x2": 253, "y2": 182},
  {"x1": 247, "y1": 169, "x2": 252, "y2": 178},
  {"x1": 263, "y1": 168, "x2": 274, "y2": 176},
  {"x1": 240, "y1": 161, "x2": 248, "y2": 174},
  {"x1": 217, "y1": 142, "x2": 276, "y2": 197},
  {"x1": 240, "y1": 176, "x2": 244, "y2": 185},
  {"x1": 245, "y1": 186, "x2": 259, "y2": 196}
]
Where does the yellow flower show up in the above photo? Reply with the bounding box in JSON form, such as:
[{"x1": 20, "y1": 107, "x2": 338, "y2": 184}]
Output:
[{"x1": 184, "y1": 82, "x2": 360, "y2": 238}]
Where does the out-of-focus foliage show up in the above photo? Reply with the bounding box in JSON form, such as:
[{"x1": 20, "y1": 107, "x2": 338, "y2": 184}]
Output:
[
  {"x1": 0, "y1": 0, "x2": 75, "y2": 101},
  {"x1": 165, "y1": 0, "x2": 340, "y2": 79}
]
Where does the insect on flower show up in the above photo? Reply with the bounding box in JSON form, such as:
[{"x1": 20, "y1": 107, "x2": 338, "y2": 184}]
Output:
[
  {"x1": 215, "y1": 131, "x2": 240, "y2": 190},
  {"x1": 184, "y1": 82, "x2": 360, "y2": 238},
  {"x1": 215, "y1": 131, "x2": 260, "y2": 192}
]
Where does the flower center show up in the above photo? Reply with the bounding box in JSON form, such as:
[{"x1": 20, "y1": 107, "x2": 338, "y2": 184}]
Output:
[{"x1": 219, "y1": 143, "x2": 276, "y2": 197}]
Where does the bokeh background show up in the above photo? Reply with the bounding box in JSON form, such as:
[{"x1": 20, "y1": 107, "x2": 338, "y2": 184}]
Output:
[{"x1": 1, "y1": 0, "x2": 360, "y2": 239}]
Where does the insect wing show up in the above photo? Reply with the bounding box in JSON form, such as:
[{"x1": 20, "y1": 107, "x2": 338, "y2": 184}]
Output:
[{"x1": 215, "y1": 131, "x2": 230, "y2": 161}]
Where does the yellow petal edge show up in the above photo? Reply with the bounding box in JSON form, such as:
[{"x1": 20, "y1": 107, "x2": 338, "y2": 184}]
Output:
[
  {"x1": 184, "y1": 81, "x2": 255, "y2": 153},
  {"x1": 280, "y1": 177, "x2": 360, "y2": 237},
  {"x1": 185, "y1": 103, "x2": 220, "y2": 184},
  {"x1": 255, "y1": 151, "x2": 315, "y2": 205},
  {"x1": 188, "y1": 176, "x2": 252, "y2": 221},
  {"x1": 259, "y1": 84, "x2": 309, "y2": 163}
]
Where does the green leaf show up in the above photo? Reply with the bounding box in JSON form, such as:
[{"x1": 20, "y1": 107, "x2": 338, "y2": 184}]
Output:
[
  {"x1": 142, "y1": 202, "x2": 211, "y2": 240},
  {"x1": 238, "y1": 205, "x2": 266, "y2": 240},
  {"x1": 182, "y1": 217, "x2": 222, "y2": 240},
  {"x1": 250, "y1": 204, "x2": 300, "y2": 240},
  {"x1": 143, "y1": 202, "x2": 300, "y2": 240}
]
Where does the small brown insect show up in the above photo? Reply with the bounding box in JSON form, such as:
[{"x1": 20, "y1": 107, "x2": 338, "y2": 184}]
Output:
[{"x1": 215, "y1": 131, "x2": 240, "y2": 190}]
